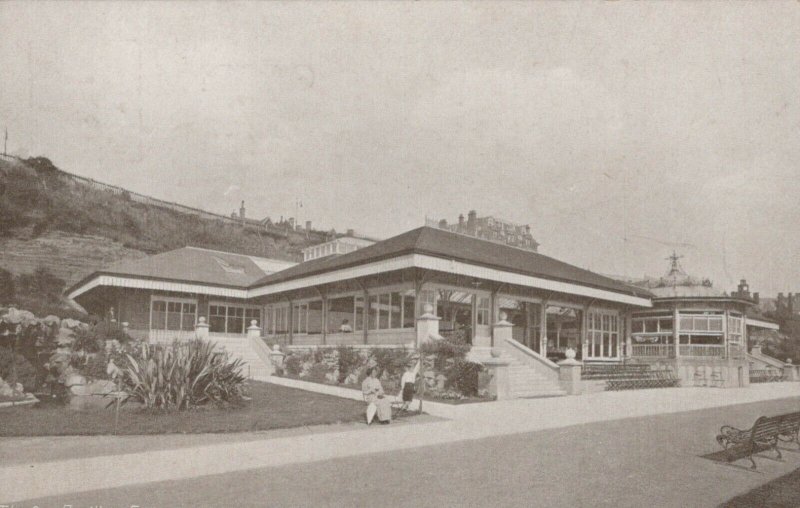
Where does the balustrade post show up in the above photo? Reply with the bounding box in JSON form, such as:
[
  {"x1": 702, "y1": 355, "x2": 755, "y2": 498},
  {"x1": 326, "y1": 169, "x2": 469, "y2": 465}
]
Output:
[
  {"x1": 195, "y1": 316, "x2": 210, "y2": 341},
  {"x1": 416, "y1": 304, "x2": 441, "y2": 347},
  {"x1": 247, "y1": 320, "x2": 262, "y2": 340}
]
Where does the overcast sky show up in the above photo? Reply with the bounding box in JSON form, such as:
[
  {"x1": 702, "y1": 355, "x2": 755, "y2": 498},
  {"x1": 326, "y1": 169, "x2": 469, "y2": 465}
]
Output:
[{"x1": 1, "y1": 2, "x2": 798, "y2": 295}]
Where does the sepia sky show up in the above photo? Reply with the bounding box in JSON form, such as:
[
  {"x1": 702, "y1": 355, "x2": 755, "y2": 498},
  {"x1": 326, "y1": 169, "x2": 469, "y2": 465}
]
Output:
[{"x1": 1, "y1": 2, "x2": 799, "y2": 294}]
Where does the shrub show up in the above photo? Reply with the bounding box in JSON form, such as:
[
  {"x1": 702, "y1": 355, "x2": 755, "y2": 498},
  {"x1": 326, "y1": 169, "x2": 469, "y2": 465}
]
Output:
[
  {"x1": 305, "y1": 362, "x2": 330, "y2": 384},
  {"x1": 71, "y1": 319, "x2": 131, "y2": 355},
  {"x1": 336, "y1": 346, "x2": 360, "y2": 383},
  {"x1": 444, "y1": 360, "x2": 483, "y2": 397},
  {"x1": 0, "y1": 346, "x2": 37, "y2": 391},
  {"x1": 283, "y1": 351, "x2": 305, "y2": 377},
  {"x1": 420, "y1": 336, "x2": 470, "y2": 370},
  {"x1": 369, "y1": 348, "x2": 414, "y2": 380},
  {"x1": 119, "y1": 339, "x2": 246, "y2": 410}
]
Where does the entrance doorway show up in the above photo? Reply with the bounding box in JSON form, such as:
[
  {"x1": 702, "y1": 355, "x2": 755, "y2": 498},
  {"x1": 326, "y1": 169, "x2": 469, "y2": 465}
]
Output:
[
  {"x1": 497, "y1": 297, "x2": 541, "y2": 352},
  {"x1": 546, "y1": 305, "x2": 581, "y2": 360}
]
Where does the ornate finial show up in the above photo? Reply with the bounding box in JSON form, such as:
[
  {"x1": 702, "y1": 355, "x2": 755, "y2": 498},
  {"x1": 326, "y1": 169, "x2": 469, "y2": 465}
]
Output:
[{"x1": 666, "y1": 251, "x2": 684, "y2": 276}]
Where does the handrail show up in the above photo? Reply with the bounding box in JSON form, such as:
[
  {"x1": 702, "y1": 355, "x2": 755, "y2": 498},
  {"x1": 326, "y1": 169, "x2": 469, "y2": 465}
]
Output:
[{"x1": 504, "y1": 337, "x2": 560, "y2": 371}]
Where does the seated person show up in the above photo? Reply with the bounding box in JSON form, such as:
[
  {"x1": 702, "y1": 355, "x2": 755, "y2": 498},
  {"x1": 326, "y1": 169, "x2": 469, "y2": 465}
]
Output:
[
  {"x1": 362, "y1": 367, "x2": 392, "y2": 424},
  {"x1": 339, "y1": 319, "x2": 353, "y2": 333}
]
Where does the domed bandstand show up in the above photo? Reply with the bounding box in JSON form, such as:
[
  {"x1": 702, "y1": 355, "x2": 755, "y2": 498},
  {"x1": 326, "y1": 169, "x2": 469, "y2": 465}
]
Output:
[{"x1": 625, "y1": 253, "x2": 758, "y2": 387}]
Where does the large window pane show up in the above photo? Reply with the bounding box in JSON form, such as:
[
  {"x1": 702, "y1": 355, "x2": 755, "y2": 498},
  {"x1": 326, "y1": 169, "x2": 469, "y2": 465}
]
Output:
[
  {"x1": 355, "y1": 296, "x2": 365, "y2": 331},
  {"x1": 245, "y1": 307, "x2": 260, "y2": 328},
  {"x1": 209, "y1": 305, "x2": 226, "y2": 333},
  {"x1": 227, "y1": 306, "x2": 245, "y2": 334},
  {"x1": 437, "y1": 289, "x2": 474, "y2": 343},
  {"x1": 368, "y1": 295, "x2": 378, "y2": 330},
  {"x1": 402, "y1": 291, "x2": 416, "y2": 328},
  {"x1": 167, "y1": 301, "x2": 182, "y2": 331},
  {"x1": 390, "y1": 292, "x2": 402, "y2": 329},
  {"x1": 275, "y1": 306, "x2": 289, "y2": 334},
  {"x1": 182, "y1": 303, "x2": 196, "y2": 331},
  {"x1": 546, "y1": 306, "x2": 581, "y2": 352},
  {"x1": 418, "y1": 289, "x2": 435, "y2": 315},
  {"x1": 151, "y1": 300, "x2": 167, "y2": 330},
  {"x1": 379, "y1": 294, "x2": 390, "y2": 329},
  {"x1": 328, "y1": 296, "x2": 355, "y2": 332},
  {"x1": 307, "y1": 300, "x2": 323, "y2": 334}
]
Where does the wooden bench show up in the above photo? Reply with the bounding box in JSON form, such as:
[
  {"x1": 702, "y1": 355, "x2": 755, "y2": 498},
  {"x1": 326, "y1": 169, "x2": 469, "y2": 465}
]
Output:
[
  {"x1": 605, "y1": 370, "x2": 680, "y2": 391},
  {"x1": 716, "y1": 412, "x2": 800, "y2": 469}
]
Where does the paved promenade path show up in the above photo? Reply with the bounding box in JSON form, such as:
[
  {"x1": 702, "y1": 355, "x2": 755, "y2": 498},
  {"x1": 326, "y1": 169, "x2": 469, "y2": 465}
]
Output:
[{"x1": 2, "y1": 383, "x2": 799, "y2": 505}]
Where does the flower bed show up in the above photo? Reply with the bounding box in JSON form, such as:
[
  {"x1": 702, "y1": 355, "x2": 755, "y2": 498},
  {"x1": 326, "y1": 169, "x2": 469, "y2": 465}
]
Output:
[{"x1": 275, "y1": 341, "x2": 495, "y2": 404}]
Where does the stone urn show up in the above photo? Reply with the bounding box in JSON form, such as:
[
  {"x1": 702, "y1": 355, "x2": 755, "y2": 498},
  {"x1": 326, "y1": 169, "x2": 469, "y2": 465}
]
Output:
[
  {"x1": 490, "y1": 348, "x2": 502, "y2": 358},
  {"x1": 565, "y1": 348, "x2": 577, "y2": 360}
]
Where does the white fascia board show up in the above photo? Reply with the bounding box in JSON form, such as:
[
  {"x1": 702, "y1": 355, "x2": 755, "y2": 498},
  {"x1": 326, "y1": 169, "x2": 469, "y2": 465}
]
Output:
[
  {"x1": 412, "y1": 254, "x2": 652, "y2": 308},
  {"x1": 248, "y1": 254, "x2": 418, "y2": 297},
  {"x1": 248, "y1": 253, "x2": 651, "y2": 307},
  {"x1": 745, "y1": 317, "x2": 780, "y2": 330},
  {"x1": 68, "y1": 275, "x2": 249, "y2": 300}
]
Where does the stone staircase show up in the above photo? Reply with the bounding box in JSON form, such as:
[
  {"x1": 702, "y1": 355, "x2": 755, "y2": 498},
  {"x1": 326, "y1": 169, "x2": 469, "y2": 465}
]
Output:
[
  {"x1": 469, "y1": 346, "x2": 566, "y2": 399},
  {"x1": 208, "y1": 335, "x2": 274, "y2": 379}
]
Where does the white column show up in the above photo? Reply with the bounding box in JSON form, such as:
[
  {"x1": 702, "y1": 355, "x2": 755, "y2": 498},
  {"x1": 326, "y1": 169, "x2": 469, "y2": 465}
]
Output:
[
  {"x1": 673, "y1": 307, "x2": 680, "y2": 358},
  {"x1": 540, "y1": 304, "x2": 548, "y2": 358}
]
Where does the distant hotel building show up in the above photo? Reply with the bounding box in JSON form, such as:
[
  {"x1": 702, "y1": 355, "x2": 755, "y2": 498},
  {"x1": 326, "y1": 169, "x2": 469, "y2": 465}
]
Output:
[
  {"x1": 427, "y1": 210, "x2": 539, "y2": 252},
  {"x1": 301, "y1": 230, "x2": 376, "y2": 261}
]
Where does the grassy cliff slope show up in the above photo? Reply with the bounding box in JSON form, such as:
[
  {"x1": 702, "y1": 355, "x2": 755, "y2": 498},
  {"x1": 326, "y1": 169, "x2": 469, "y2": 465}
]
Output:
[{"x1": 0, "y1": 156, "x2": 322, "y2": 290}]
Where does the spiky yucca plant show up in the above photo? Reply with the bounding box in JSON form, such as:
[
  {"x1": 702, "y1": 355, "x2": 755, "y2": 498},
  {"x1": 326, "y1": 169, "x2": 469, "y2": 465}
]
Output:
[{"x1": 120, "y1": 339, "x2": 246, "y2": 410}]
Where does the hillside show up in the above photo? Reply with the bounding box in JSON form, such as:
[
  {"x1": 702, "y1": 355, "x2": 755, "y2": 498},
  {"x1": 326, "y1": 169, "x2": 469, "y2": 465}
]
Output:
[{"x1": 0, "y1": 156, "x2": 325, "y2": 291}]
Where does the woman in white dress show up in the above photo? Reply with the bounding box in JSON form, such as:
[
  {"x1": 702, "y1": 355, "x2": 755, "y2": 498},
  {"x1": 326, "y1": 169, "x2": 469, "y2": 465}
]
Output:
[{"x1": 362, "y1": 367, "x2": 392, "y2": 424}]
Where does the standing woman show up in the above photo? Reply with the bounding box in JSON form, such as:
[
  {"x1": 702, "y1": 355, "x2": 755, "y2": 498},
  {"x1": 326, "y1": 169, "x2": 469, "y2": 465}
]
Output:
[
  {"x1": 398, "y1": 360, "x2": 420, "y2": 412},
  {"x1": 362, "y1": 367, "x2": 392, "y2": 424}
]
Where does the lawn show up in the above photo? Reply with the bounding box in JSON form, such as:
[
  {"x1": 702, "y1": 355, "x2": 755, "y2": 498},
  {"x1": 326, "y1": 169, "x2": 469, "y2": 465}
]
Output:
[
  {"x1": 722, "y1": 466, "x2": 800, "y2": 507},
  {"x1": 0, "y1": 381, "x2": 368, "y2": 436}
]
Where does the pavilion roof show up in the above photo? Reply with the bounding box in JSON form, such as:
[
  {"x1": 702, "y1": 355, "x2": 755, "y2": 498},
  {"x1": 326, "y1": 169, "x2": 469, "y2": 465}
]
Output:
[
  {"x1": 251, "y1": 226, "x2": 651, "y2": 299},
  {"x1": 68, "y1": 247, "x2": 296, "y2": 292}
]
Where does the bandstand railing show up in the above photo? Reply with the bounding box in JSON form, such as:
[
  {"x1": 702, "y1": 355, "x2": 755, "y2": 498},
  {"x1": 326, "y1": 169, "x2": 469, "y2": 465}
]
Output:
[
  {"x1": 630, "y1": 344, "x2": 673, "y2": 358},
  {"x1": 678, "y1": 345, "x2": 725, "y2": 357}
]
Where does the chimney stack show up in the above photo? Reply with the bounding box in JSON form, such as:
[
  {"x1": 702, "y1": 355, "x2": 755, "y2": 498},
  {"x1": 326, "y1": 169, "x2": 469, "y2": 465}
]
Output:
[
  {"x1": 753, "y1": 292, "x2": 760, "y2": 304},
  {"x1": 305, "y1": 220, "x2": 312, "y2": 231},
  {"x1": 439, "y1": 219, "x2": 448, "y2": 229},
  {"x1": 239, "y1": 201, "x2": 246, "y2": 220},
  {"x1": 467, "y1": 210, "x2": 477, "y2": 227},
  {"x1": 346, "y1": 228, "x2": 355, "y2": 237},
  {"x1": 458, "y1": 214, "x2": 465, "y2": 226}
]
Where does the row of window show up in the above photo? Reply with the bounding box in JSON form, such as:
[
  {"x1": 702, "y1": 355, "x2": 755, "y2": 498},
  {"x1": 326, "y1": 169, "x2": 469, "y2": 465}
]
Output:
[
  {"x1": 632, "y1": 317, "x2": 673, "y2": 334},
  {"x1": 209, "y1": 304, "x2": 261, "y2": 334},
  {"x1": 151, "y1": 300, "x2": 197, "y2": 331},
  {"x1": 632, "y1": 313, "x2": 745, "y2": 344},
  {"x1": 264, "y1": 291, "x2": 419, "y2": 336}
]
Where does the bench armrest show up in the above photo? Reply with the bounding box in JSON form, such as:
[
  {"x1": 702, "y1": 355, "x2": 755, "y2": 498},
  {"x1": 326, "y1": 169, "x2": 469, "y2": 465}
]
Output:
[{"x1": 716, "y1": 425, "x2": 751, "y2": 448}]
